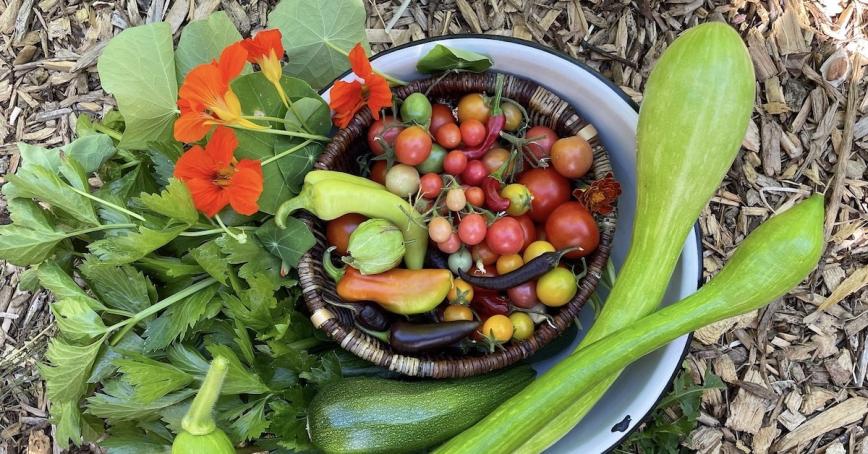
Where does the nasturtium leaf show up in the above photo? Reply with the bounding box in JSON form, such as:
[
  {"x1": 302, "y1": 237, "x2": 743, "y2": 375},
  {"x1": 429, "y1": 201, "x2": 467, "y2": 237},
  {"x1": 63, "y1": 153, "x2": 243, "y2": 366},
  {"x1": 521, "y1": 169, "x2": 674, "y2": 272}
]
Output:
[
  {"x1": 39, "y1": 336, "x2": 105, "y2": 402},
  {"x1": 5, "y1": 165, "x2": 99, "y2": 226},
  {"x1": 37, "y1": 262, "x2": 103, "y2": 309},
  {"x1": 97, "y1": 22, "x2": 178, "y2": 150},
  {"x1": 52, "y1": 401, "x2": 83, "y2": 447},
  {"x1": 189, "y1": 241, "x2": 229, "y2": 284},
  {"x1": 175, "y1": 11, "x2": 245, "y2": 80},
  {"x1": 62, "y1": 134, "x2": 117, "y2": 173},
  {"x1": 138, "y1": 178, "x2": 199, "y2": 226},
  {"x1": 255, "y1": 218, "x2": 315, "y2": 268},
  {"x1": 115, "y1": 354, "x2": 194, "y2": 403},
  {"x1": 416, "y1": 44, "x2": 494, "y2": 73},
  {"x1": 80, "y1": 261, "x2": 155, "y2": 313},
  {"x1": 268, "y1": 0, "x2": 369, "y2": 88},
  {"x1": 0, "y1": 225, "x2": 69, "y2": 266},
  {"x1": 86, "y1": 380, "x2": 195, "y2": 421},
  {"x1": 284, "y1": 97, "x2": 332, "y2": 136},
  {"x1": 52, "y1": 297, "x2": 108, "y2": 342},
  {"x1": 205, "y1": 344, "x2": 271, "y2": 395},
  {"x1": 87, "y1": 224, "x2": 188, "y2": 265}
]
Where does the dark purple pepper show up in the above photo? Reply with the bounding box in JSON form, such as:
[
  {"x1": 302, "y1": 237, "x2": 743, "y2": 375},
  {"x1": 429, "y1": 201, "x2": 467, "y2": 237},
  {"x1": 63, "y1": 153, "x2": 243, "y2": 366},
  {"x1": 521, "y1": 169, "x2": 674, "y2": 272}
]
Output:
[{"x1": 389, "y1": 320, "x2": 479, "y2": 353}]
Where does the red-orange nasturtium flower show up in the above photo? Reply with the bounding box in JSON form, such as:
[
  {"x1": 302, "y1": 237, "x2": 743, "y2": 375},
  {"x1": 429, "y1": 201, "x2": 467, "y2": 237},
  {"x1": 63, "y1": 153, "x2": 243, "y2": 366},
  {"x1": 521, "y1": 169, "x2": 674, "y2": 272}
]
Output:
[
  {"x1": 174, "y1": 126, "x2": 263, "y2": 217},
  {"x1": 329, "y1": 43, "x2": 392, "y2": 128},
  {"x1": 240, "y1": 29, "x2": 289, "y2": 106},
  {"x1": 174, "y1": 42, "x2": 263, "y2": 143}
]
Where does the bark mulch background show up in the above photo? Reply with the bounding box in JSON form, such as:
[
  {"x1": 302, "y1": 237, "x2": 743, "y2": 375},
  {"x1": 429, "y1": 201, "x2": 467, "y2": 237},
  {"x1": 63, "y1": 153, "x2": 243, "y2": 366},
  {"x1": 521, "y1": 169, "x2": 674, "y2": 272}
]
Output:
[{"x1": 0, "y1": 0, "x2": 866, "y2": 453}]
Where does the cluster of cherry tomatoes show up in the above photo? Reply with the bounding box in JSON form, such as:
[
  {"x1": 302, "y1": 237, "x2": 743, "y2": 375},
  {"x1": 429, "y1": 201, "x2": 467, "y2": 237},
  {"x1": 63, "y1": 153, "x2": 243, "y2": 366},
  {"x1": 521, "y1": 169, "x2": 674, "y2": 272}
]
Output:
[{"x1": 332, "y1": 89, "x2": 602, "y2": 347}]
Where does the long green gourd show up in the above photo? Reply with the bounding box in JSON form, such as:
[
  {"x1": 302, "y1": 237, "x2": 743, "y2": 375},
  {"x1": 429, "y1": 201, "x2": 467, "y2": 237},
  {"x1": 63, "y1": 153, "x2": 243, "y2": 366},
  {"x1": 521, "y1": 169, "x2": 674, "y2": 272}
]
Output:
[
  {"x1": 438, "y1": 195, "x2": 824, "y2": 453},
  {"x1": 517, "y1": 21, "x2": 758, "y2": 452}
]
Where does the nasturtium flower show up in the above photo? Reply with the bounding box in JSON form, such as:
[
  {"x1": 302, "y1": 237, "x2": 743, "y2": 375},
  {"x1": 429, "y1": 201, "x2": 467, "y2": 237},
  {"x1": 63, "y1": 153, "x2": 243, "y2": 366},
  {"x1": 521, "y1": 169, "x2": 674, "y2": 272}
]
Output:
[
  {"x1": 329, "y1": 43, "x2": 392, "y2": 128},
  {"x1": 174, "y1": 126, "x2": 263, "y2": 217},
  {"x1": 240, "y1": 29, "x2": 289, "y2": 107},
  {"x1": 174, "y1": 42, "x2": 262, "y2": 143}
]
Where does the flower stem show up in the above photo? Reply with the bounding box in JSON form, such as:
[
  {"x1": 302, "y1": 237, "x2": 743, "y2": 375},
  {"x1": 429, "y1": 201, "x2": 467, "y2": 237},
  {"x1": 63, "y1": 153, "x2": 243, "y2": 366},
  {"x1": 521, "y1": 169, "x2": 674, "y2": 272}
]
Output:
[
  {"x1": 323, "y1": 40, "x2": 407, "y2": 86},
  {"x1": 215, "y1": 214, "x2": 248, "y2": 244},
  {"x1": 261, "y1": 140, "x2": 314, "y2": 166},
  {"x1": 92, "y1": 123, "x2": 123, "y2": 141},
  {"x1": 231, "y1": 124, "x2": 329, "y2": 141},
  {"x1": 107, "y1": 277, "x2": 218, "y2": 345},
  {"x1": 69, "y1": 187, "x2": 146, "y2": 222}
]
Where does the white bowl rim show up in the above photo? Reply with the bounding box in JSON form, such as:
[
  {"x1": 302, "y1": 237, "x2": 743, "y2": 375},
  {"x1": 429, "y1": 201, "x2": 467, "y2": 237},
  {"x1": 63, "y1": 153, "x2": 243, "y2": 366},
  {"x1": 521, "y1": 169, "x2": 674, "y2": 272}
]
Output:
[{"x1": 316, "y1": 33, "x2": 704, "y2": 452}]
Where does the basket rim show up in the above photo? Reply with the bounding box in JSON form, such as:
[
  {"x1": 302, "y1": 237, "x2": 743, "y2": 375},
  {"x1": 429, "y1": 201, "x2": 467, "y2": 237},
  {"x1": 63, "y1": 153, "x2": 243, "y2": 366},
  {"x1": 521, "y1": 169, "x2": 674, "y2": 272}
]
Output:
[{"x1": 297, "y1": 70, "x2": 618, "y2": 378}]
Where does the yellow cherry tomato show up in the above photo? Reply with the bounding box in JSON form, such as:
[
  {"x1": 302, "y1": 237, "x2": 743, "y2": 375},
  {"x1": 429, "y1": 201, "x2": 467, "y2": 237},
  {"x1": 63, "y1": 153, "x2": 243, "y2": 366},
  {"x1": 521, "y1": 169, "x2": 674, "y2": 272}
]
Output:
[
  {"x1": 509, "y1": 312, "x2": 534, "y2": 340},
  {"x1": 480, "y1": 314, "x2": 513, "y2": 342},
  {"x1": 496, "y1": 254, "x2": 524, "y2": 275},
  {"x1": 444, "y1": 304, "x2": 474, "y2": 321},
  {"x1": 500, "y1": 183, "x2": 533, "y2": 216},
  {"x1": 537, "y1": 267, "x2": 578, "y2": 307},
  {"x1": 523, "y1": 240, "x2": 555, "y2": 262},
  {"x1": 447, "y1": 278, "x2": 474, "y2": 305}
]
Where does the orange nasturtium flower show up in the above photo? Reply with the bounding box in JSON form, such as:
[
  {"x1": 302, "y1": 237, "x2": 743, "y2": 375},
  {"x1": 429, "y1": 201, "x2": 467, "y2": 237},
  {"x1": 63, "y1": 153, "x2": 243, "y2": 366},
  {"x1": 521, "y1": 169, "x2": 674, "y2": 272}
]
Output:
[
  {"x1": 329, "y1": 43, "x2": 392, "y2": 128},
  {"x1": 174, "y1": 42, "x2": 263, "y2": 143},
  {"x1": 174, "y1": 126, "x2": 263, "y2": 217},
  {"x1": 240, "y1": 29, "x2": 289, "y2": 107}
]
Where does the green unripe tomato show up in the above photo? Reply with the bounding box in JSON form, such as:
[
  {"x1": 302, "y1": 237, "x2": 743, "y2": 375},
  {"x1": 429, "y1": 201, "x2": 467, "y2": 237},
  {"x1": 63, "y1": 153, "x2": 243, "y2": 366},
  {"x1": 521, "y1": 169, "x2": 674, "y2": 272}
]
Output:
[
  {"x1": 172, "y1": 429, "x2": 235, "y2": 454},
  {"x1": 343, "y1": 219, "x2": 406, "y2": 274},
  {"x1": 401, "y1": 92, "x2": 433, "y2": 127},
  {"x1": 448, "y1": 248, "x2": 472, "y2": 274},
  {"x1": 416, "y1": 144, "x2": 447, "y2": 174},
  {"x1": 385, "y1": 164, "x2": 420, "y2": 197}
]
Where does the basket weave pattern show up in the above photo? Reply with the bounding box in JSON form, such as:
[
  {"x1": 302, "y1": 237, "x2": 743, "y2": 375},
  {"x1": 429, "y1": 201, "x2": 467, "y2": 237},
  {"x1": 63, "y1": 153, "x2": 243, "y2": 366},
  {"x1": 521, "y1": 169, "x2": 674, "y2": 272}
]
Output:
[{"x1": 297, "y1": 72, "x2": 617, "y2": 378}]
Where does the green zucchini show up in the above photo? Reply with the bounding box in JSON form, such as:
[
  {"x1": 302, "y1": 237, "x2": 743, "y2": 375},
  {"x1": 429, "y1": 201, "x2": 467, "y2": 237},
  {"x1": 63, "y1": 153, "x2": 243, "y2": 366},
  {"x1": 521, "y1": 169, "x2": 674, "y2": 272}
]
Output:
[
  {"x1": 438, "y1": 195, "x2": 824, "y2": 453},
  {"x1": 307, "y1": 365, "x2": 535, "y2": 454}
]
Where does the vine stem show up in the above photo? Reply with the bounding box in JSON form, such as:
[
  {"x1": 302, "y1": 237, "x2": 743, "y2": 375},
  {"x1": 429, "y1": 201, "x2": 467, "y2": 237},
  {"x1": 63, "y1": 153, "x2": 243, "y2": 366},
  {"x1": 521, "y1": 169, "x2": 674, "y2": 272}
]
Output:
[
  {"x1": 261, "y1": 140, "x2": 314, "y2": 166},
  {"x1": 231, "y1": 124, "x2": 329, "y2": 141},
  {"x1": 323, "y1": 40, "x2": 408, "y2": 86},
  {"x1": 69, "y1": 187, "x2": 146, "y2": 222},
  {"x1": 106, "y1": 277, "x2": 218, "y2": 345}
]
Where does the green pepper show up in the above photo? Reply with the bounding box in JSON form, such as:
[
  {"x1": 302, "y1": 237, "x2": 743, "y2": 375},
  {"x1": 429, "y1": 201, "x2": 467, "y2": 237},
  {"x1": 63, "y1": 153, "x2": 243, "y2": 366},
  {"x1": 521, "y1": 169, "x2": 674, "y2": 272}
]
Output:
[
  {"x1": 276, "y1": 171, "x2": 428, "y2": 269},
  {"x1": 172, "y1": 357, "x2": 234, "y2": 454}
]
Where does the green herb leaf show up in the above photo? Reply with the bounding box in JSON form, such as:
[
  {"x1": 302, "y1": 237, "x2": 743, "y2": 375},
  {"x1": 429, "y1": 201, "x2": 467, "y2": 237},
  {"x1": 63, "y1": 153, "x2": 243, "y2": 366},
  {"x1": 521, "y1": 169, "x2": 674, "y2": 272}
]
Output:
[
  {"x1": 86, "y1": 380, "x2": 195, "y2": 421},
  {"x1": 174, "y1": 11, "x2": 245, "y2": 80},
  {"x1": 97, "y1": 22, "x2": 178, "y2": 149},
  {"x1": 145, "y1": 141, "x2": 183, "y2": 187},
  {"x1": 166, "y1": 344, "x2": 210, "y2": 376},
  {"x1": 62, "y1": 134, "x2": 117, "y2": 173},
  {"x1": 52, "y1": 400, "x2": 82, "y2": 447},
  {"x1": 138, "y1": 178, "x2": 199, "y2": 226},
  {"x1": 115, "y1": 354, "x2": 195, "y2": 403},
  {"x1": 205, "y1": 344, "x2": 270, "y2": 395},
  {"x1": 269, "y1": 397, "x2": 315, "y2": 452},
  {"x1": 16, "y1": 142, "x2": 61, "y2": 171},
  {"x1": 39, "y1": 336, "x2": 104, "y2": 402},
  {"x1": 190, "y1": 241, "x2": 230, "y2": 284},
  {"x1": 99, "y1": 433, "x2": 171, "y2": 454},
  {"x1": 87, "y1": 224, "x2": 188, "y2": 265},
  {"x1": 216, "y1": 234, "x2": 285, "y2": 290},
  {"x1": 5, "y1": 164, "x2": 99, "y2": 225},
  {"x1": 52, "y1": 297, "x2": 108, "y2": 342},
  {"x1": 142, "y1": 284, "x2": 219, "y2": 352},
  {"x1": 88, "y1": 332, "x2": 146, "y2": 384},
  {"x1": 80, "y1": 261, "x2": 155, "y2": 313},
  {"x1": 268, "y1": 0, "x2": 368, "y2": 88},
  {"x1": 136, "y1": 255, "x2": 203, "y2": 282},
  {"x1": 300, "y1": 351, "x2": 342, "y2": 385},
  {"x1": 225, "y1": 396, "x2": 271, "y2": 442},
  {"x1": 284, "y1": 97, "x2": 332, "y2": 136},
  {"x1": 416, "y1": 44, "x2": 493, "y2": 73},
  {"x1": 8, "y1": 198, "x2": 54, "y2": 232},
  {"x1": 0, "y1": 225, "x2": 69, "y2": 266},
  {"x1": 37, "y1": 262, "x2": 103, "y2": 310},
  {"x1": 220, "y1": 281, "x2": 277, "y2": 332},
  {"x1": 255, "y1": 218, "x2": 315, "y2": 268}
]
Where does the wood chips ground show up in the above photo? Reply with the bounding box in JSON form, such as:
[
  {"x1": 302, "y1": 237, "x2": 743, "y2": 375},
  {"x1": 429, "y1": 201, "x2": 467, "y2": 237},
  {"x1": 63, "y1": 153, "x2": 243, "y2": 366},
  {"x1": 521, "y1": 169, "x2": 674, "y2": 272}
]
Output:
[{"x1": 0, "y1": 0, "x2": 866, "y2": 453}]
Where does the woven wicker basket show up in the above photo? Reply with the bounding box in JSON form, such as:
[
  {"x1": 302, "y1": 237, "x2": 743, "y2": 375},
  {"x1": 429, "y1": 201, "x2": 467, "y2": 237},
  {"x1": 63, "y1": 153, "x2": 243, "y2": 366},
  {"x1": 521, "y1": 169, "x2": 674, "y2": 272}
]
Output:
[{"x1": 296, "y1": 71, "x2": 617, "y2": 378}]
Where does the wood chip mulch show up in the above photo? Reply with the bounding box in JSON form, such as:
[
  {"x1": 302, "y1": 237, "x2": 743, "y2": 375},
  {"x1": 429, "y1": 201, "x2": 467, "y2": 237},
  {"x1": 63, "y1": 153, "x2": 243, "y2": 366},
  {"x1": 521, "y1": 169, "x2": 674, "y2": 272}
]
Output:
[{"x1": 0, "y1": 0, "x2": 865, "y2": 452}]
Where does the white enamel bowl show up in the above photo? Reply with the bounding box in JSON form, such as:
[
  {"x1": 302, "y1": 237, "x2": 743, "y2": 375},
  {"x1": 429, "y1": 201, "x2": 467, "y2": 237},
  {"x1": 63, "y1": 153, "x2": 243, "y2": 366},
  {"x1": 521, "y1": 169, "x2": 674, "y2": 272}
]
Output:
[{"x1": 320, "y1": 35, "x2": 702, "y2": 454}]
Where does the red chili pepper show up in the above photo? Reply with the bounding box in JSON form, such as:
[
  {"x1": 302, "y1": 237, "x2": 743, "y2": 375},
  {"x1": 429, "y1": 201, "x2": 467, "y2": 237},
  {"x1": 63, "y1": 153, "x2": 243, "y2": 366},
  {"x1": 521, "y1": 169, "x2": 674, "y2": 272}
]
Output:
[
  {"x1": 471, "y1": 292, "x2": 509, "y2": 320},
  {"x1": 483, "y1": 176, "x2": 510, "y2": 211},
  {"x1": 462, "y1": 74, "x2": 506, "y2": 159}
]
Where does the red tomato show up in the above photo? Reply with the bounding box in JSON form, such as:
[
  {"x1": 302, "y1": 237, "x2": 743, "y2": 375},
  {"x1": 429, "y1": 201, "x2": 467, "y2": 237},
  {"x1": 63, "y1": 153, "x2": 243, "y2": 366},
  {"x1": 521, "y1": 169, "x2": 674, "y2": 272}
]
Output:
[
  {"x1": 367, "y1": 116, "x2": 404, "y2": 155},
  {"x1": 420, "y1": 173, "x2": 443, "y2": 199},
  {"x1": 545, "y1": 202, "x2": 600, "y2": 258},
  {"x1": 435, "y1": 123, "x2": 462, "y2": 149},
  {"x1": 370, "y1": 160, "x2": 387, "y2": 184},
  {"x1": 430, "y1": 103, "x2": 455, "y2": 134},
  {"x1": 443, "y1": 150, "x2": 468, "y2": 175},
  {"x1": 525, "y1": 125, "x2": 558, "y2": 160},
  {"x1": 518, "y1": 168, "x2": 571, "y2": 222},
  {"x1": 507, "y1": 281, "x2": 538, "y2": 309},
  {"x1": 515, "y1": 214, "x2": 537, "y2": 250},
  {"x1": 395, "y1": 125, "x2": 432, "y2": 166},
  {"x1": 464, "y1": 186, "x2": 485, "y2": 207},
  {"x1": 326, "y1": 213, "x2": 367, "y2": 255},
  {"x1": 461, "y1": 160, "x2": 488, "y2": 186},
  {"x1": 471, "y1": 242, "x2": 499, "y2": 266},
  {"x1": 458, "y1": 213, "x2": 487, "y2": 246},
  {"x1": 551, "y1": 136, "x2": 593, "y2": 178},
  {"x1": 438, "y1": 232, "x2": 462, "y2": 254},
  {"x1": 460, "y1": 119, "x2": 486, "y2": 147},
  {"x1": 482, "y1": 147, "x2": 511, "y2": 174},
  {"x1": 485, "y1": 217, "x2": 524, "y2": 256}
]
